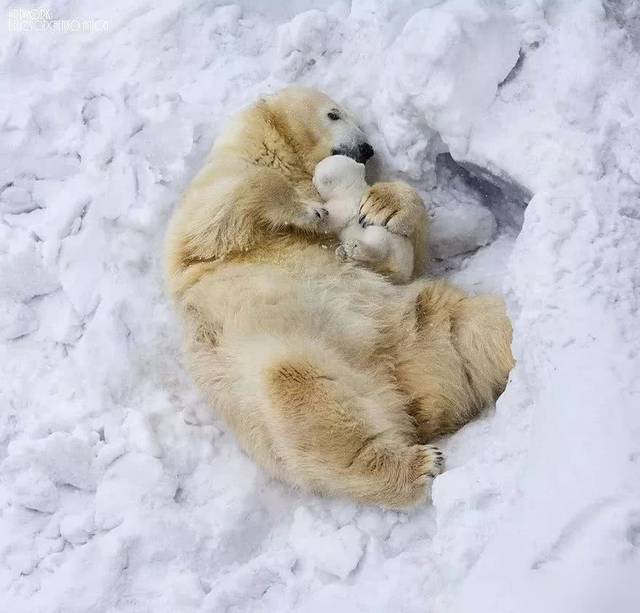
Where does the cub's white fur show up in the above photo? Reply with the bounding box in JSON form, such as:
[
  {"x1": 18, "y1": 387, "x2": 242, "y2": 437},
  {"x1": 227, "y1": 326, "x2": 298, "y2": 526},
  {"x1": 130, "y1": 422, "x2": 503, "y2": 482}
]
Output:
[{"x1": 314, "y1": 155, "x2": 415, "y2": 283}]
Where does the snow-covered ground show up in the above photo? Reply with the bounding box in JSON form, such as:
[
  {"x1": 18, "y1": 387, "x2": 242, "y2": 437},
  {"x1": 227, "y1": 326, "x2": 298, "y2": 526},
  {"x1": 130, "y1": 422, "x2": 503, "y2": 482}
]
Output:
[{"x1": 1, "y1": 0, "x2": 639, "y2": 611}]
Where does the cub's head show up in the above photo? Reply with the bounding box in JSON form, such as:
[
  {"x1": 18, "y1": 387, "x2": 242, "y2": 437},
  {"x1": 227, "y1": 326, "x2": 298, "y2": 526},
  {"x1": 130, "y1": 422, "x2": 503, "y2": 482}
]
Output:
[
  {"x1": 313, "y1": 155, "x2": 367, "y2": 200},
  {"x1": 265, "y1": 86, "x2": 374, "y2": 169}
]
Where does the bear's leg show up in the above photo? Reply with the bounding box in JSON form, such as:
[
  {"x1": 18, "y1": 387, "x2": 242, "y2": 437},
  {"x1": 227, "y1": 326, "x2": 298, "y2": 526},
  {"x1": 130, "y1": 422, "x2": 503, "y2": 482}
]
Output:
[
  {"x1": 265, "y1": 353, "x2": 443, "y2": 509},
  {"x1": 398, "y1": 281, "x2": 514, "y2": 440},
  {"x1": 450, "y1": 294, "x2": 514, "y2": 403}
]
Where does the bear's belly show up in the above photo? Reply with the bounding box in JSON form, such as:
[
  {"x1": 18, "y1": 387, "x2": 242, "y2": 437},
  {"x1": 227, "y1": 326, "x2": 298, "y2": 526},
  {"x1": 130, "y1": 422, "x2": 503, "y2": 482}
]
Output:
[{"x1": 187, "y1": 250, "x2": 403, "y2": 361}]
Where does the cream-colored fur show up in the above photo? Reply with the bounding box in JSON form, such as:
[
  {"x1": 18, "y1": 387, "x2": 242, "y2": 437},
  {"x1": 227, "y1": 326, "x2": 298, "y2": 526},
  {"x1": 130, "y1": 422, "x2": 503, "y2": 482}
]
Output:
[
  {"x1": 313, "y1": 155, "x2": 416, "y2": 283},
  {"x1": 165, "y1": 86, "x2": 514, "y2": 509}
]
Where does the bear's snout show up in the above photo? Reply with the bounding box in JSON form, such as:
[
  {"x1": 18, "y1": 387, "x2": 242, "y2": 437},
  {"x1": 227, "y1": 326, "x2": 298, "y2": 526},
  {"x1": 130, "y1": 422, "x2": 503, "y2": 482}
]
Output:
[
  {"x1": 332, "y1": 142, "x2": 374, "y2": 164},
  {"x1": 356, "y1": 143, "x2": 374, "y2": 164}
]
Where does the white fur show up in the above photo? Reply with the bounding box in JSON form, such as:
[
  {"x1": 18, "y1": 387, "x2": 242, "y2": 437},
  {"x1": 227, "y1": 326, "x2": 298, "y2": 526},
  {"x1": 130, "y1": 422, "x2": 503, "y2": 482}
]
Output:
[{"x1": 313, "y1": 155, "x2": 415, "y2": 283}]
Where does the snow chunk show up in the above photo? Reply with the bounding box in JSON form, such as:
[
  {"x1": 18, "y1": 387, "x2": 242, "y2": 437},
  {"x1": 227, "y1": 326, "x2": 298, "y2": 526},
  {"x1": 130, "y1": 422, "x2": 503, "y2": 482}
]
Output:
[
  {"x1": 123, "y1": 410, "x2": 163, "y2": 458},
  {"x1": 1, "y1": 185, "x2": 35, "y2": 214},
  {"x1": 8, "y1": 467, "x2": 60, "y2": 514},
  {"x1": 275, "y1": 10, "x2": 339, "y2": 79},
  {"x1": 60, "y1": 512, "x2": 94, "y2": 545},
  {"x1": 289, "y1": 506, "x2": 365, "y2": 579},
  {"x1": 3, "y1": 433, "x2": 97, "y2": 493},
  {"x1": 0, "y1": 299, "x2": 38, "y2": 340},
  {"x1": 0, "y1": 249, "x2": 58, "y2": 302},
  {"x1": 94, "y1": 453, "x2": 177, "y2": 530}
]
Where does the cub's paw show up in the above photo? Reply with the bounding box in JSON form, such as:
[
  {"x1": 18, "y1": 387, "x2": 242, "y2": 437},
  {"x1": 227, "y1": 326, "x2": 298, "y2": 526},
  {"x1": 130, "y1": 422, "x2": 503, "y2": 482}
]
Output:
[
  {"x1": 294, "y1": 201, "x2": 329, "y2": 231},
  {"x1": 336, "y1": 239, "x2": 376, "y2": 263},
  {"x1": 335, "y1": 244, "x2": 348, "y2": 261},
  {"x1": 343, "y1": 239, "x2": 362, "y2": 259}
]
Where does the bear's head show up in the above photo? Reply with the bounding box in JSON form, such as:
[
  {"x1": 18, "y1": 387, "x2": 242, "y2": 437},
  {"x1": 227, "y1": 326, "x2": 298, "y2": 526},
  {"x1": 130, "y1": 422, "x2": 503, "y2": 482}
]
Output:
[
  {"x1": 313, "y1": 155, "x2": 367, "y2": 201},
  {"x1": 265, "y1": 86, "x2": 374, "y2": 169}
]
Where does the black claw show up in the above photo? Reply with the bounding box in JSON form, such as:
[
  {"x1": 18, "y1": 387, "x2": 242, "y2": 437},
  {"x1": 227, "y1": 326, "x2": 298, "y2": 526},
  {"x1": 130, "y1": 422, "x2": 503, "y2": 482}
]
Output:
[
  {"x1": 383, "y1": 211, "x2": 396, "y2": 226},
  {"x1": 358, "y1": 214, "x2": 365, "y2": 225}
]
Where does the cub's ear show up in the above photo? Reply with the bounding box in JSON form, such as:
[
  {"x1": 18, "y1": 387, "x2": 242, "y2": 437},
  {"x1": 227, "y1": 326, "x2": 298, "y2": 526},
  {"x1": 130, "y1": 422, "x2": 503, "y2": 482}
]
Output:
[{"x1": 316, "y1": 175, "x2": 333, "y2": 189}]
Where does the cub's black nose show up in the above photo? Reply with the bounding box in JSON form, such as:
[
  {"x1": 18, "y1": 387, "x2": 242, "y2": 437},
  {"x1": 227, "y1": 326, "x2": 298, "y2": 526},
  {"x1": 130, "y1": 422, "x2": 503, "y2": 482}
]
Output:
[{"x1": 356, "y1": 142, "x2": 374, "y2": 164}]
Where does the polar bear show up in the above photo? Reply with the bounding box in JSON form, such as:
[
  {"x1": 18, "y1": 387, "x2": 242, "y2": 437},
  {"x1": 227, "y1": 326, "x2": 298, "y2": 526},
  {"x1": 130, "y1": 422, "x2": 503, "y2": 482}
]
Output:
[
  {"x1": 313, "y1": 154, "x2": 416, "y2": 283},
  {"x1": 165, "y1": 86, "x2": 514, "y2": 509}
]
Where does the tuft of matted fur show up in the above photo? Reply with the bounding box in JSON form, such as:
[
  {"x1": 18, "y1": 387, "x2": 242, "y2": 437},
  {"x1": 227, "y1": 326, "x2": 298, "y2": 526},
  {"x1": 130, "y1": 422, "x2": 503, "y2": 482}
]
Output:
[{"x1": 165, "y1": 87, "x2": 514, "y2": 508}]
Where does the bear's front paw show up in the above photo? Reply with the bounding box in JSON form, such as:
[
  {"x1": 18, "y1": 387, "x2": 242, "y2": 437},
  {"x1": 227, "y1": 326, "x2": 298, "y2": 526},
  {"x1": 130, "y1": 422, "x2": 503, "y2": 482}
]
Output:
[
  {"x1": 413, "y1": 444, "x2": 444, "y2": 479},
  {"x1": 293, "y1": 201, "x2": 329, "y2": 231},
  {"x1": 358, "y1": 182, "x2": 424, "y2": 236}
]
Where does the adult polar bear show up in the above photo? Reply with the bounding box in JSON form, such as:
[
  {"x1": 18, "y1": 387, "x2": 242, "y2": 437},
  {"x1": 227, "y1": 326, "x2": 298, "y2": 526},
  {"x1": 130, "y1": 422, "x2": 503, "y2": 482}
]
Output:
[{"x1": 165, "y1": 87, "x2": 513, "y2": 508}]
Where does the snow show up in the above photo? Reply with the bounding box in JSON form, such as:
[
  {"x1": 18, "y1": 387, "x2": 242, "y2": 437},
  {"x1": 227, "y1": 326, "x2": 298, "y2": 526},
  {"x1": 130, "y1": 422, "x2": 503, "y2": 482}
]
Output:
[{"x1": 1, "y1": 1, "x2": 639, "y2": 612}]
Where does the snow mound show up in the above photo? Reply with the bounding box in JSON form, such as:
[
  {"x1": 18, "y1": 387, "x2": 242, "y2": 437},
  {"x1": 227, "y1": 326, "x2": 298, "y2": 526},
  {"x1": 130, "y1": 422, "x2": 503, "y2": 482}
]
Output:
[{"x1": 373, "y1": 1, "x2": 521, "y2": 182}]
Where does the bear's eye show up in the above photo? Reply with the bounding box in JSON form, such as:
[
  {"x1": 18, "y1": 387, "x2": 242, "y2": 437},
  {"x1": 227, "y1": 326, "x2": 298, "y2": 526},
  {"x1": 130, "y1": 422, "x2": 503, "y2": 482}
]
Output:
[{"x1": 327, "y1": 111, "x2": 340, "y2": 121}]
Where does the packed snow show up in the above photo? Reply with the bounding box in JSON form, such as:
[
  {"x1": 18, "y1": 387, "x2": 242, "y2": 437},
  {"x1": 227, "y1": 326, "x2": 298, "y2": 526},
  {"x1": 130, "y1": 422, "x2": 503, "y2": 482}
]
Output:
[{"x1": 1, "y1": 1, "x2": 639, "y2": 611}]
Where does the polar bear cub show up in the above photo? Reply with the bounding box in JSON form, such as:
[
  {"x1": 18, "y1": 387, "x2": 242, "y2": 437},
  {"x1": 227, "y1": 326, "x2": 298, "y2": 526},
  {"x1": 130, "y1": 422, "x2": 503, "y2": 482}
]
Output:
[{"x1": 313, "y1": 155, "x2": 415, "y2": 283}]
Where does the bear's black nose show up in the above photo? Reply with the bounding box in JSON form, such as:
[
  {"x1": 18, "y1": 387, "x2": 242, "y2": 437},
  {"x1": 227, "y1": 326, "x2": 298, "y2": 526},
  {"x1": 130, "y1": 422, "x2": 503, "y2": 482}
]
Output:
[{"x1": 356, "y1": 143, "x2": 374, "y2": 164}]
